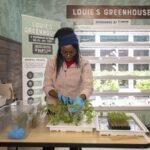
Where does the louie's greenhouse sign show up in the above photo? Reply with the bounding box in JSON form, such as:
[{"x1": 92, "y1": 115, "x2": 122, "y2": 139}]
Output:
[{"x1": 67, "y1": 5, "x2": 150, "y2": 19}]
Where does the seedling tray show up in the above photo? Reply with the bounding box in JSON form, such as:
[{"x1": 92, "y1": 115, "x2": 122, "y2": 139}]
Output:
[
  {"x1": 46, "y1": 117, "x2": 95, "y2": 132},
  {"x1": 108, "y1": 121, "x2": 130, "y2": 130},
  {"x1": 96, "y1": 113, "x2": 149, "y2": 136}
]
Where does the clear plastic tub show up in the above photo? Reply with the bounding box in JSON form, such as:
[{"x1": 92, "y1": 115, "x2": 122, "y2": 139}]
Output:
[
  {"x1": 0, "y1": 101, "x2": 36, "y2": 139},
  {"x1": 9, "y1": 101, "x2": 36, "y2": 139},
  {"x1": 0, "y1": 100, "x2": 42, "y2": 139},
  {"x1": 0, "y1": 105, "x2": 12, "y2": 133},
  {"x1": 11, "y1": 100, "x2": 42, "y2": 129}
]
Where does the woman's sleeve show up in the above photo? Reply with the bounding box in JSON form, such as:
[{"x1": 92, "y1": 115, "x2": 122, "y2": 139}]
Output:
[
  {"x1": 43, "y1": 58, "x2": 55, "y2": 96},
  {"x1": 80, "y1": 59, "x2": 93, "y2": 99}
]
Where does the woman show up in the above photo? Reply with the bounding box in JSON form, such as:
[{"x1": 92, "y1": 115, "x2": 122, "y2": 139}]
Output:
[{"x1": 43, "y1": 27, "x2": 93, "y2": 150}]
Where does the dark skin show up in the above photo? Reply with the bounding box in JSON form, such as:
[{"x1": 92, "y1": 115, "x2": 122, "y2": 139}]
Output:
[
  {"x1": 61, "y1": 45, "x2": 76, "y2": 61},
  {"x1": 48, "y1": 44, "x2": 86, "y2": 100}
]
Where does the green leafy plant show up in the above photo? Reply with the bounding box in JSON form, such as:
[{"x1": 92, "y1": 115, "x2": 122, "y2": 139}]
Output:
[
  {"x1": 93, "y1": 79, "x2": 119, "y2": 91},
  {"x1": 135, "y1": 80, "x2": 150, "y2": 90},
  {"x1": 107, "y1": 112, "x2": 130, "y2": 130},
  {"x1": 41, "y1": 100, "x2": 93, "y2": 126},
  {"x1": 108, "y1": 112, "x2": 128, "y2": 124}
]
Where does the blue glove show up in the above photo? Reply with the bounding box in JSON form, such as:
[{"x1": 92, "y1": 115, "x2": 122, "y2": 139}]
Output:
[
  {"x1": 68, "y1": 96, "x2": 84, "y2": 113},
  {"x1": 68, "y1": 107, "x2": 79, "y2": 113},
  {"x1": 74, "y1": 96, "x2": 84, "y2": 108},
  {"x1": 58, "y1": 94, "x2": 73, "y2": 105},
  {"x1": 67, "y1": 96, "x2": 73, "y2": 104},
  {"x1": 58, "y1": 94, "x2": 67, "y2": 104},
  {"x1": 8, "y1": 126, "x2": 25, "y2": 139}
]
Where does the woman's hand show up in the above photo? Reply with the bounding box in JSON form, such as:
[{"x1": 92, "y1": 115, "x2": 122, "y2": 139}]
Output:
[{"x1": 48, "y1": 89, "x2": 58, "y2": 98}]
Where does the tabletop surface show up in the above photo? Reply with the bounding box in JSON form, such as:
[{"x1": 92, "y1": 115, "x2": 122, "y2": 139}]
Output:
[{"x1": 0, "y1": 118, "x2": 150, "y2": 148}]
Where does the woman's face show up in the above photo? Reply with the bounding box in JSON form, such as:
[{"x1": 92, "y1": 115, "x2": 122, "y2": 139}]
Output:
[{"x1": 60, "y1": 44, "x2": 76, "y2": 61}]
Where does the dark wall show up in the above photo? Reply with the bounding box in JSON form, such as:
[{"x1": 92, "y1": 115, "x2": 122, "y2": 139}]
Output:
[{"x1": 0, "y1": 36, "x2": 22, "y2": 99}]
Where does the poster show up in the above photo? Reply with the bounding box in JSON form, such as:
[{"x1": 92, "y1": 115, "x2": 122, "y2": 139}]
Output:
[{"x1": 22, "y1": 15, "x2": 60, "y2": 105}]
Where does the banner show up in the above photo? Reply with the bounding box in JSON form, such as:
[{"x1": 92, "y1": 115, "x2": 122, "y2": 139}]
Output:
[
  {"x1": 22, "y1": 15, "x2": 60, "y2": 105},
  {"x1": 67, "y1": 5, "x2": 150, "y2": 19}
]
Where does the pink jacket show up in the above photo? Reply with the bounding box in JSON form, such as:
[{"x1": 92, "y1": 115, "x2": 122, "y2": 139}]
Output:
[{"x1": 43, "y1": 56, "x2": 93, "y2": 104}]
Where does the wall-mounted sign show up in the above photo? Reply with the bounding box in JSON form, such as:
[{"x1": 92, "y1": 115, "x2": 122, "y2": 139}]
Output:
[
  {"x1": 67, "y1": 5, "x2": 150, "y2": 19},
  {"x1": 93, "y1": 19, "x2": 131, "y2": 25}
]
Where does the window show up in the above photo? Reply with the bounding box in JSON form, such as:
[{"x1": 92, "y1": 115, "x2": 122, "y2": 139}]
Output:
[
  {"x1": 134, "y1": 35, "x2": 149, "y2": 42},
  {"x1": 81, "y1": 49, "x2": 95, "y2": 56},
  {"x1": 101, "y1": 64, "x2": 116, "y2": 71},
  {"x1": 118, "y1": 50, "x2": 128, "y2": 56},
  {"x1": 118, "y1": 64, "x2": 128, "y2": 71},
  {"x1": 134, "y1": 50, "x2": 149, "y2": 56},
  {"x1": 79, "y1": 35, "x2": 95, "y2": 42},
  {"x1": 100, "y1": 35, "x2": 128, "y2": 42},
  {"x1": 75, "y1": 25, "x2": 150, "y2": 100},
  {"x1": 100, "y1": 49, "x2": 116, "y2": 57},
  {"x1": 134, "y1": 64, "x2": 149, "y2": 70},
  {"x1": 91, "y1": 64, "x2": 95, "y2": 71}
]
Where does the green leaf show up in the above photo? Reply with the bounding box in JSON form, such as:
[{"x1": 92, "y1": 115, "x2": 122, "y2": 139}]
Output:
[{"x1": 41, "y1": 100, "x2": 93, "y2": 125}]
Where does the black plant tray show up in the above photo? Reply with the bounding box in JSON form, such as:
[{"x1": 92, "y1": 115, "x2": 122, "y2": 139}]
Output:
[{"x1": 108, "y1": 121, "x2": 130, "y2": 130}]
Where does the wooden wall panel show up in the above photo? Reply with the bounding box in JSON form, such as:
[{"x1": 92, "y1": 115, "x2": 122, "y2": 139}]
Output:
[{"x1": 0, "y1": 36, "x2": 22, "y2": 99}]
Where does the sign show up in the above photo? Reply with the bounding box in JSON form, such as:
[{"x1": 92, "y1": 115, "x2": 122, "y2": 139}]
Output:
[
  {"x1": 22, "y1": 15, "x2": 60, "y2": 105},
  {"x1": 93, "y1": 19, "x2": 131, "y2": 25},
  {"x1": 67, "y1": 5, "x2": 150, "y2": 19}
]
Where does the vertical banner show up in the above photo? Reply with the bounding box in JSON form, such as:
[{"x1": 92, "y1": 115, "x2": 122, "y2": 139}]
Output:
[{"x1": 22, "y1": 15, "x2": 60, "y2": 105}]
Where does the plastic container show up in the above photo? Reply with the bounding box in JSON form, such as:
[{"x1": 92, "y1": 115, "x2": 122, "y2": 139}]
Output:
[
  {"x1": 0, "y1": 95, "x2": 6, "y2": 107},
  {"x1": 7, "y1": 102, "x2": 34, "y2": 139},
  {"x1": 0, "y1": 105, "x2": 12, "y2": 133},
  {"x1": 11, "y1": 100, "x2": 42, "y2": 129},
  {"x1": 0, "y1": 100, "x2": 41, "y2": 139}
]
